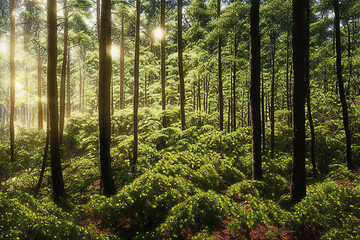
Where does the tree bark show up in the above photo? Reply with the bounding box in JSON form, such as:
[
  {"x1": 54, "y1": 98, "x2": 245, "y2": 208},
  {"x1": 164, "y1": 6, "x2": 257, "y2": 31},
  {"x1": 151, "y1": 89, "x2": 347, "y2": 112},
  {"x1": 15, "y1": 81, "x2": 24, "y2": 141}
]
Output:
[
  {"x1": 250, "y1": 0, "x2": 262, "y2": 180},
  {"x1": 119, "y1": 16, "x2": 125, "y2": 109},
  {"x1": 333, "y1": 0, "x2": 352, "y2": 170},
  {"x1": 10, "y1": 0, "x2": 15, "y2": 163},
  {"x1": 133, "y1": 0, "x2": 140, "y2": 176},
  {"x1": 217, "y1": 0, "x2": 223, "y2": 131},
  {"x1": 66, "y1": 48, "x2": 71, "y2": 118},
  {"x1": 98, "y1": 0, "x2": 116, "y2": 196},
  {"x1": 290, "y1": 0, "x2": 307, "y2": 203},
  {"x1": 60, "y1": 0, "x2": 68, "y2": 146},
  {"x1": 47, "y1": 0, "x2": 65, "y2": 204},
  {"x1": 178, "y1": 0, "x2": 186, "y2": 131},
  {"x1": 232, "y1": 33, "x2": 237, "y2": 132},
  {"x1": 37, "y1": 40, "x2": 43, "y2": 130},
  {"x1": 161, "y1": 0, "x2": 166, "y2": 128},
  {"x1": 270, "y1": 34, "x2": 276, "y2": 159}
]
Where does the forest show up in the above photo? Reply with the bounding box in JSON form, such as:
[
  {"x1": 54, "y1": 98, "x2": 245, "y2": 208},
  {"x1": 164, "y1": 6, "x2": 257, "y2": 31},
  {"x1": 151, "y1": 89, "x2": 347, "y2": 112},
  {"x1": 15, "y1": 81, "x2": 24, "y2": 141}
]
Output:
[{"x1": 0, "y1": 0, "x2": 359, "y2": 238}]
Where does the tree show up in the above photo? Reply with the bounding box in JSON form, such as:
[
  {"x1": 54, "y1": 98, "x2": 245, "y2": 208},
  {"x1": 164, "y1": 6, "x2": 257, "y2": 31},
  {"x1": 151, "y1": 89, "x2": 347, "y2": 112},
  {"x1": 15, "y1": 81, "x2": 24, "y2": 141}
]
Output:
[
  {"x1": 10, "y1": 0, "x2": 15, "y2": 163},
  {"x1": 290, "y1": 0, "x2": 307, "y2": 203},
  {"x1": 37, "y1": 42, "x2": 43, "y2": 130},
  {"x1": 47, "y1": 0, "x2": 66, "y2": 203},
  {"x1": 161, "y1": 0, "x2": 166, "y2": 128},
  {"x1": 333, "y1": 0, "x2": 353, "y2": 171},
  {"x1": 66, "y1": 48, "x2": 71, "y2": 118},
  {"x1": 119, "y1": 13, "x2": 125, "y2": 109},
  {"x1": 133, "y1": 0, "x2": 140, "y2": 176},
  {"x1": 178, "y1": 0, "x2": 186, "y2": 131},
  {"x1": 250, "y1": 0, "x2": 262, "y2": 180},
  {"x1": 98, "y1": 0, "x2": 116, "y2": 196},
  {"x1": 60, "y1": 0, "x2": 69, "y2": 145},
  {"x1": 217, "y1": 0, "x2": 223, "y2": 131}
]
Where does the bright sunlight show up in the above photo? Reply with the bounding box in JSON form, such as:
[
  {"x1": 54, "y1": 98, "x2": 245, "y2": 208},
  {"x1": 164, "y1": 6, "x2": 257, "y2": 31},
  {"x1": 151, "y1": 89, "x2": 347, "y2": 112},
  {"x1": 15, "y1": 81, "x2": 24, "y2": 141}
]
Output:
[{"x1": 153, "y1": 27, "x2": 165, "y2": 40}]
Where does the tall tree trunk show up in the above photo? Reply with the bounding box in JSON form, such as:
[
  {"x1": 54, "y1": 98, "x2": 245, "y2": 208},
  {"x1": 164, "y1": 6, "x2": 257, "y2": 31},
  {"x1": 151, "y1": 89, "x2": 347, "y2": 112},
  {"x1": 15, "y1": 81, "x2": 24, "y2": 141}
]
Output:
[
  {"x1": 133, "y1": 0, "x2": 140, "y2": 176},
  {"x1": 98, "y1": 0, "x2": 116, "y2": 196},
  {"x1": 261, "y1": 66, "x2": 265, "y2": 153},
  {"x1": 119, "y1": 16, "x2": 125, "y2": 109},
  {"x1": 161, "y1": 0, "x2": 166, "y2": 128},
  {"x1": 178, "y1": 0, "x2": 186, "y2": 131},
  {"x1": 79, "y1": 60, "x2": 82, "y2": 112},
  {"x1": 218, "y1": 0, "x2": 223, "y2": 131},
  {"x1": 290, "y1": 0, "x2": 307, "y2": 203},
  {"x1": 60, "y1": 0, "x2": 68, "y2": 146},
  {"x1": 333, "y1": 0, "x2": 352, "y2": 170},
  {"x1": 37, "y1": 43, "x2": 43, "y2": 130},
  {"x1": 10, "y1": 0, "x2": 15, "y2": 163},
  {"x1": 270, "y1": 34, "x2": 276, "y2": 159},
  {"x1": 232, "y1": 33, "x2": 237, "y2": 132},
  {"x1": 66, "y1": 48, "x2": 71, "y2": 118},
  {"x1": 250, "y1": 0, "x2": 262, "y2": 180},
  {"x1": 304, "y1": 1, "x2": 316, "y2": 178},
  {"x1": 197, "y1": 73, "x2": 201, "y2": 111},
  {"x1": 47, "y1": 0, "x2": 65, "y2": 204}
]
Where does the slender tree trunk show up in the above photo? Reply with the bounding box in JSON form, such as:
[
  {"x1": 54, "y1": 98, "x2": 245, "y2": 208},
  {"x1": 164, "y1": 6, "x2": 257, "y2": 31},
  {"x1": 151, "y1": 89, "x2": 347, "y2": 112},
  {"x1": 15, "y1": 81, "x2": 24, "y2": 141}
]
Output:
[
  {"x1": 290, "y1": 0, "x2": 307, "y2": 203},
  {"x1": 34, "y1": 110, "x2": 50, "y2": 196},
  {"x1": 98, "y1": 0, "x2": 116, "y2": 196},
  {"x1": 218, "y1": 0, "x2": 223, "y2": 131},
  {"x1": 304, "y1": 1, "x2": 316, "y2": 178},
  {"x1": 261, "y1": 66, "x2": 265, "y2": 152},
  {"x1": 270, "y1": 34, "x2": 276, "y2": 159},
  {"x1": 37, "y1": 44, "x2": 43, "y2": 130},
  {"x1": 333, "y1": 0, "x2": 352, "y2": 170},
  {"x1": 250, "y1": 0, "x2": 262, "y2": 180},
  {"x1": 79, "y1": 60, "x2": 82, "y2": 112},
  {"x1": 60, "y1": 0, "x2": 68, "y2": 146},
  {"x1": 133, "y1": 0, "x2": 140, "y2": 176},
  {"x1": 286, "y1": 23, "x2": 291, "y2": 127},
  {"x1": 232, "y1": 33, "x2": 237, "y2": 132},
  {"x1": 161, "y1": 0, "x2": 166, "y2": 128},
  {"x1": 66, "y1": 48, "x2": 71, "y2": 118},
  {"x1": 47, "y1": 0, "x2": 65, "y2": 203},
  {"x1": 10, "y1": 0, "x2": 15, "y2": 163},
  {"x1": 178, "y1": 0, "x2": 186, "y2": 131},
  {"x1": 144, "y1": 73, "x2": 147, "y2": 107},
  {"x1": 197, "y1": 73, "x2": 201, "y2": 111},
  {"x1": 120, "y1": 16, "x2": 125, "y2": 109}
]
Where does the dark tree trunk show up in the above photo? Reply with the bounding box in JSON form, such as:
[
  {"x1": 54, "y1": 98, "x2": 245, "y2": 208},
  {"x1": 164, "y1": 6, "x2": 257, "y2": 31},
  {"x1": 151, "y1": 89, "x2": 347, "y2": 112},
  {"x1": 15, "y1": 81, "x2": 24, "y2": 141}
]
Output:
[
  {"x1": 270, "y1": 34, "x2": 276, "y2": 159},
  {"x1": 60, "y1": 0, "x2": 68, "y2": 146},
  {"x1": 178, "y1": 0, "x2": 186, "y2": 131},
  {"x1": 250, "y1": 0, "x2": 262, "y2": 180},
  {"x1": 10, "y1": 0, "x2": 15, "y2": 163},
  {"x1": 333, "y1": 0, "x2": 352, "y2": 170},
  {"x1": 218, "y1": 0, "x2": 223, "y2": 131},
  {"x1": 133, "y1": 0, "x2": 140, "y2": 176},
  {"x1": 232, "y1": 33, "x2": 237, "y2": 132},
  {"x1": 37, "y1": 43, "x2": 43, "y2": 130},
  {"x1": 98, "y1": 0, "x2": 116, "y2": 196},
  {"x1": 120, "y1": 16, "x2": 125, "y2": 109},
  {"x1": 290, "y1": 0, "x2": 307, "y2": 203},
  {"x1": 47, "y1": 0, "x2": 65, "y2": 204}
]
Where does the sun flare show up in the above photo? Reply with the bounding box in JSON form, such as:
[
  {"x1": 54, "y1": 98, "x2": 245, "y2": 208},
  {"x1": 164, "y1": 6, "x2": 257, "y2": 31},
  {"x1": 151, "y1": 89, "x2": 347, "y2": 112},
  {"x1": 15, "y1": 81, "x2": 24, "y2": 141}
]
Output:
[{"x1": 153, "y1": 27, "x2": 165, "y2": 40}]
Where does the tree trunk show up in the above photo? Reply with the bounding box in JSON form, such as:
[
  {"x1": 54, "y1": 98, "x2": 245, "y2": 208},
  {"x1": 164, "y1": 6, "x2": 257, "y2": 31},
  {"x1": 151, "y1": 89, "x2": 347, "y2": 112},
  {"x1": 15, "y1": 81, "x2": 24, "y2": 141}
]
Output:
[
  {"x1": 98, "y1": 0, "x2": 116, "y2": 196},
  {"x1": 261, "y1": 66, "x2": 265, "y2": 153},
  {"x1": 250, "y1": 0, "x2": 262, "y2": 180},
  {"x1": 37, "y1": 43, "x2": 43, "y2": 130},
  {"x1": 218, "y1": 0, "x2": 223, "y2": 131},
  {"x1": 60, "y1": 0, "x2": 68, "y2": 146},
  {"x1": 133, "y1": 0, "x2": 140, "y2": 176},
  {"x1": 290, "y1": 0, "x2": 307, "y2": 203},
  {"x1": 161, "y1": 0, "x2": 166, "y2": 128},
  {"x1": 79, "y1": 60, "x2": 82, "y2": 112},
  {"x1": 232, "y1": 33, "x2": 237, "y2": 132},
  {"x1": 47, "y1": 0, "x2": 65, "y2": 204},
  {"x1": 10, "y1": 0, "x2": 15, "y2": 163},
  {"x1": 333, "y1": 0, "x2": 352, "y2": 170},
  {"x1": 120, "y1": 16, "x2": 125, "y2": 109},
  {"x1": 66, "y1": 48, "x2": 71, "y2": 118},
  {"x1": 270, "y1": 34, "x2": 276, "y2": 159},
  {"x1": 178, "y1": 0, "x2": 186, "y2": 131}
]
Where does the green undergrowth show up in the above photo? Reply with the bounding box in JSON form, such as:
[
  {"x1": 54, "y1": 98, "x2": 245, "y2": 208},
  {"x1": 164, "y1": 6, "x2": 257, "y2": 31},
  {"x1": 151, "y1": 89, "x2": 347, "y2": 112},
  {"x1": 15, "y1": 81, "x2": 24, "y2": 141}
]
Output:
[{"x1": 1, "y1": 111, "x2": 360, "y2": 239}]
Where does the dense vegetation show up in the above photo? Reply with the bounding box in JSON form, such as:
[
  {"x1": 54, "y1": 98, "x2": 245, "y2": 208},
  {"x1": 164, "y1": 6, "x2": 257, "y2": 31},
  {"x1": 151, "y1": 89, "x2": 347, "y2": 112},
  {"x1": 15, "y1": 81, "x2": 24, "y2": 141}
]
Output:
[{"x1": 0, "y1": 0, "x2": 360, "y2": 239}]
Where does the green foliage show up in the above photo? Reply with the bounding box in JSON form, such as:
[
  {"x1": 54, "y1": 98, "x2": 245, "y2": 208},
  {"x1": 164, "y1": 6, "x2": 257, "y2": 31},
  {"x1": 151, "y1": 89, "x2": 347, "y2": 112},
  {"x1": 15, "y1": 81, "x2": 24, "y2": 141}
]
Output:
[
  {"x1": 293, "y1": 181, "x2": 360, "y2": 238},
  {"x1": 156, "y1": 191, "x2": 233, "y2": 239}
]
